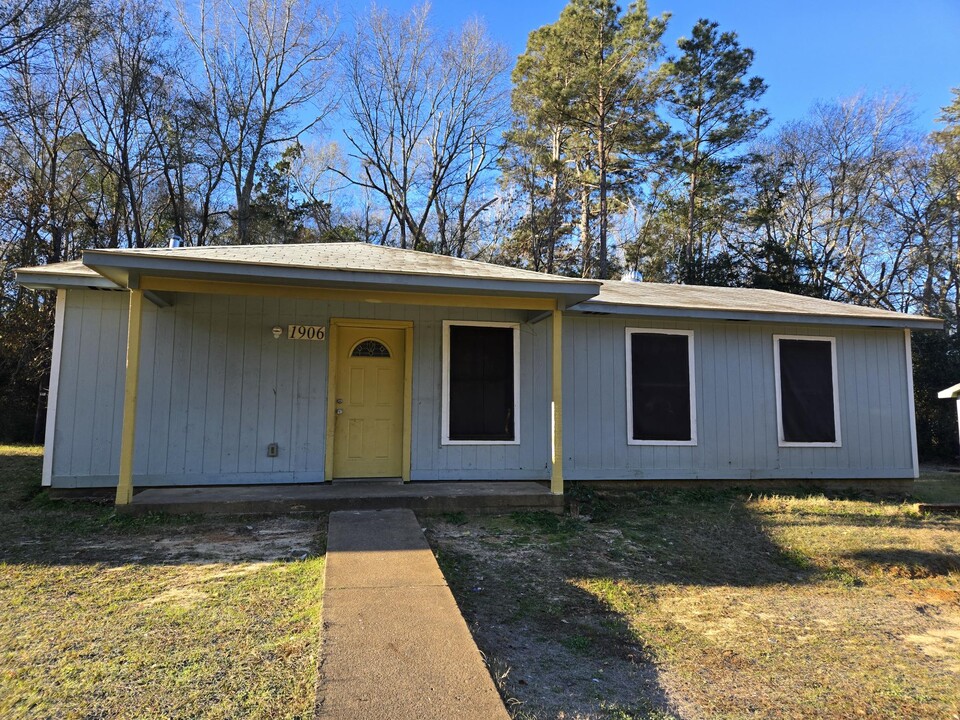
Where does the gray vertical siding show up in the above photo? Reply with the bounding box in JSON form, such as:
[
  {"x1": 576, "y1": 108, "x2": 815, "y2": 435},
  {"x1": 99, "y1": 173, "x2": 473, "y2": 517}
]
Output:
[
  {"x1": 50, "y1": 289, "x2": 550, "y2": 487},
  {"x1": 52, "y1": 290, "x2": 127, "y2": 483},
  {"x1": 49, "y1": 289, "x2": 917, "y2": 487},
  {"x1": 563, "y1": 315, "x2": 915, "y2": 479}
]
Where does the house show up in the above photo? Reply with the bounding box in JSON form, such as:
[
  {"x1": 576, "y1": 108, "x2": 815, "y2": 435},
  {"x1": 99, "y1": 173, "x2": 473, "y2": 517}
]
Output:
[{"x1": 16, "y1": 243, "x2": 942, "y2": 504}]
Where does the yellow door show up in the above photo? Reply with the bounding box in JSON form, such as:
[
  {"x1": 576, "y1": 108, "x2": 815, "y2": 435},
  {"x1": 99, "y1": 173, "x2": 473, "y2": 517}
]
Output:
[{"x1": 332, "y1": 326, "x2": 405, "y2": 478}]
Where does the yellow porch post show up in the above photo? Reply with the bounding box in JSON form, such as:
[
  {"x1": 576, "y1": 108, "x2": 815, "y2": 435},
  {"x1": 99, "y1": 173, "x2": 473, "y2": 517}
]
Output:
[
  {"x1": 116, "y1": 289, "x2": 144, "y2": 505},
  {"x1": 551, "y1": 307, "x2": 564, "y2": 495}
]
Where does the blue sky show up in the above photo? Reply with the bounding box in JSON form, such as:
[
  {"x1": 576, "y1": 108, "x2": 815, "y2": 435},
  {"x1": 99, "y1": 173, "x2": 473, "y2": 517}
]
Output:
[{"x1": 360, "y1": 0, "x2": 960, "y2": 132}]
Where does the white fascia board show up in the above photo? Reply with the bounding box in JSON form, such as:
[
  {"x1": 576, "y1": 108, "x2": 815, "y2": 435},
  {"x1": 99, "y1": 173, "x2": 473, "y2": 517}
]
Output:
[
  {"x1": 568, "y1": 301, "x2": 944, "y2": 330},
  {"x1": 16, "y1": 270, "x2": 119, "y2": 290}
]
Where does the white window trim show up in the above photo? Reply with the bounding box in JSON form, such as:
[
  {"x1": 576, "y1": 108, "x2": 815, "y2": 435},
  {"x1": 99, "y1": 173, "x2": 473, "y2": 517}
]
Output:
[
  {"x1": 625, "y1": 327, "x2": 698, "y2": 446},
  {"x1": 442, "y1": 320, "x2": 521, "y2": 446},
  {"x1": 773, "y1": 334, "x2": 842, "y2": 448}
]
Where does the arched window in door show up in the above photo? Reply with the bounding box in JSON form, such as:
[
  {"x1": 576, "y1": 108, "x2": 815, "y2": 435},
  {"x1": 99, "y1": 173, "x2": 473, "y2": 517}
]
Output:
[{"x1": 351, "y1": 339, "x2": 391, "y2": 358}]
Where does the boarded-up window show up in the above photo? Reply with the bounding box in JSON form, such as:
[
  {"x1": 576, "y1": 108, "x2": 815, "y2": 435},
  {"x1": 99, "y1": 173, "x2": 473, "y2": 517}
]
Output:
[
  {"x1": 629, "y1": 331, "x2": 693, "y2": 442},
  {"x1": 777, "y1": 338, "x2": 837, "y2": 444},
  {"x1": 447, "y1": 325, "x2": 516, "y2": 442}
]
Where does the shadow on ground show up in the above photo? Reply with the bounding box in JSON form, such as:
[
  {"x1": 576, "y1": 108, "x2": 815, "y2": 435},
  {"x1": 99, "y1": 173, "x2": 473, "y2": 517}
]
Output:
[
  {"x1": 843, "y1": 548, "x2": 960, "y2": 578},
  {"x1": 426, "y1": 486, "x2": 960, "y2": 719}
]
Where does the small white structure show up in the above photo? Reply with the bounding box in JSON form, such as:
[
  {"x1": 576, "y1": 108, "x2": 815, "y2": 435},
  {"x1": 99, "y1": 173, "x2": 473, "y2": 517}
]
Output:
[{"x1": 937, "y1": 383, "x2": 960, "y2": 454}]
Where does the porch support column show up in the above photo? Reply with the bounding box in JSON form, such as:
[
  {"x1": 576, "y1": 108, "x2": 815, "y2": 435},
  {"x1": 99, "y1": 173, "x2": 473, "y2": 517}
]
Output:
[
  {"x1": 550, "y1": 307, "x2": 563, "y2": 495},
  {"x1": 116, "y1": 289, "x2": 144, "y2": 505}
]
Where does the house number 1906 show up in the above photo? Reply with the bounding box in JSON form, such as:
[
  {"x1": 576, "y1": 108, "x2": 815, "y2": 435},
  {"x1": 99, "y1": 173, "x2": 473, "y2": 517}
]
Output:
[{"x1": 288, "y1": 324, "x2": 326, "y2": 341}]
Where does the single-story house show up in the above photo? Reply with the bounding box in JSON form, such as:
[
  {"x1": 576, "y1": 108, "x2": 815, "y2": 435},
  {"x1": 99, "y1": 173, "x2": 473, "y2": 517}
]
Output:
[{"x1": 16, "y1": 243, "x2": 942, "y2": 504}]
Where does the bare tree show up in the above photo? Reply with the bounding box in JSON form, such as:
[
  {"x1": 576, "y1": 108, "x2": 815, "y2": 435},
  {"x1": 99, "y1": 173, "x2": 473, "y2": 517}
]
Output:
[
  {"x1": 287, "y1": 140, "x2": 348, "y2": 237},
  {"x1": 138, "y1": 79, "x2": 229, "y2": 246},
  {"x1": 74, "y1": 0, "x2": 172, "y2": 248},
  {"x1": 340, "y1": 3, "x2": 509, "y2": 251},
  {"x1": 0, "y1": 0, "x2": 81, "y2": 70},
  {"x1": 738, "y1": 95, "x2": 918, "y2": 305},
  {"x1": 175, "y1": 0, "x2": 339, "y2": 244},
  {"x1": 0, "y1": 8, "x2": 93, "y2": 265}
]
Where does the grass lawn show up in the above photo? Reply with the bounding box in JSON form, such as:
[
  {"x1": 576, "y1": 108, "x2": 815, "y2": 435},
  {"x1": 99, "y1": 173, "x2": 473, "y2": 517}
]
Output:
[
  {"x1": 0, "y1": 446, "x2": 326, "y2": 720},
  {"x1": 426, "y1": 476, "x2": 960, "y2": 720},
  {"x1": 4, "y1": 445, "x2": 959, "y2": 720}
]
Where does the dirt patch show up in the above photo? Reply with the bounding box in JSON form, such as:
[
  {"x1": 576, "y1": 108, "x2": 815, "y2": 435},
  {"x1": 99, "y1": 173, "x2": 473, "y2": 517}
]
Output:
[
  {"x1": 144, "y1": 518, "x2": 320, "y2": 562},
  {"x1": 428, "y1": 519, "x2": 679, "y2": 720},
  {"x1": 72, "y1": 516, "x2": 322, "y2": 565},
  {"x1": 904, "y1": 613, "x2": 960, "y2": 673}
]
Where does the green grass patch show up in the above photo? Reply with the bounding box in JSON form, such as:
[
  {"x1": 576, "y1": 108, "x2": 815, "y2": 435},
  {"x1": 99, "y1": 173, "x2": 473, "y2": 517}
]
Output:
[
  {"x1": 510, "y1": 510, "x2": 580, "y2": 535},
  {"x1": 912, "y1": 469, "x2": 960, "y2": 504},
  {"x1": 0, "y1": 445, "x2": 326, "y2": 719}
]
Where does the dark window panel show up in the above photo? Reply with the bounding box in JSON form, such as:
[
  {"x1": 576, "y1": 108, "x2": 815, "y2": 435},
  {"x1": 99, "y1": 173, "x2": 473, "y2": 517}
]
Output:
[
  {"x1": 449, "y1": 325, "x2": 515, "y2": 441},
  {"x1": 778, "y1": 339, "x2": 836, "y2": 443},
  {"x1": 631, "y1": 332, "x2": 692, "y2": 442}
]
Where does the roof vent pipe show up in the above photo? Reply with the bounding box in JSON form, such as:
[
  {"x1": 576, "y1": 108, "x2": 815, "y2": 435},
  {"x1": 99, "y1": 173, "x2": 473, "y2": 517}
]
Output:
[
  {"x1": 622, "y1": 270, "x2": 642, "y2": 283},
  {"x1": 169, "y1": 234, "x2": 183, "y2": 249}
]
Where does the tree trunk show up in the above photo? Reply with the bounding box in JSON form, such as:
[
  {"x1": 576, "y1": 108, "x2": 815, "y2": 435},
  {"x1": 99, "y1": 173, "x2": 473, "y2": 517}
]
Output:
[
  {"x1": 546, "y1": 127, "x2": 563, "y2": 275},
  {"x1": 237, "y1": 163, "x2": 258, "y2": 244},
  {"x1": 236, "y1": 196, "x2": 251, "y2": 244},
  {"x1": 580, "y1": 183, "x2": 591, "y2": 277},
  {"x1": 598, "y1": 120, "x2": 608, "y2": 279},
  {"x1": 546, "y1": 170, "x2": 558, "y2": 274},
  {"x1": 684, "y1": 112, "x2": 702, "y2": 284}
]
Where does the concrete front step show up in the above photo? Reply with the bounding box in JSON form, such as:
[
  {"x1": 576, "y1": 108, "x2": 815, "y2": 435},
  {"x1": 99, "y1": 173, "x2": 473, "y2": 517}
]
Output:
[{"x1": 122, "y1": 480, "x2": 563, "y2": 515}]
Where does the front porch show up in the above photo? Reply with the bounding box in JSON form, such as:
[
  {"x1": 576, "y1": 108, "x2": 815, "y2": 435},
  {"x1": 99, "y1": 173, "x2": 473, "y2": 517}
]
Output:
[
  {"x1": 24, "y1": 244, "x2": 604, "y2": 501},
  {"x1": 120, "y1": 480, "x2": 564, "y2": 516}
]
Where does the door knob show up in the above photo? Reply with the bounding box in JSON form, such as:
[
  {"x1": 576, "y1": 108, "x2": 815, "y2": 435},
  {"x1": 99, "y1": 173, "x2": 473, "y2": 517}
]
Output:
[{"x1": 335, "y1": 408, "x2": 343, "y2": 415}]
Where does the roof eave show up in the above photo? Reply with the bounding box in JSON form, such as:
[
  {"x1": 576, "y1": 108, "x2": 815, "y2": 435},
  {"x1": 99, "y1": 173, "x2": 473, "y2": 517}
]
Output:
[
  {"x1": 16, "y1": 268, "x2": 120, "y2": 290},
  {"x1": 567, "y1": 300, "x2": 945, "y2": 330},
  {"x1": 82, "y1": 251, "x2": 601, "y2": 304},
  {"x1": 937, "y1": 382, "x2": 960, "y2": 399}
]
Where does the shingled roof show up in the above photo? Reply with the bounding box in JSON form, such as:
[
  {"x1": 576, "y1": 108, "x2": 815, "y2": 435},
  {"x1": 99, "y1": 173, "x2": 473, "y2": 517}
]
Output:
[
  {"x1": 76, "y1": 242, "x2": 601, "y2": 304},
  {"x1": 82, "y1": 242, "x2": 592, "y2": 284},
  {"x1": 16, "y1": 243, "x2": 943, "y2": 329},
  {"x1": 568, "y1": 280, "x2": 942, "y2": 329}
]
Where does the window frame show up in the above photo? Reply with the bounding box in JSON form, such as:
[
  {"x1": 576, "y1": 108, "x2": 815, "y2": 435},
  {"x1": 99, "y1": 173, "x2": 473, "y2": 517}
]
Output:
[
  {"x1": 441, "y1": 320, "x2": 521, "y2": 446},
  {"x1": 773, "y1": 334, "x2": 842, "y2": 448},
  {"x1": 625, "y1": 327, "x2": 698, "y2": 447}
]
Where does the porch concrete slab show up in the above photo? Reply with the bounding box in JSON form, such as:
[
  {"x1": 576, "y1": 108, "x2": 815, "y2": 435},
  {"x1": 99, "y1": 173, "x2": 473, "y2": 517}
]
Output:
[
  {"x1": 320, "y1": 509, "x2": 509, "y2": 720},
  {"x1": 123, "y1": 480, "x2": 562, "y2": 516}
]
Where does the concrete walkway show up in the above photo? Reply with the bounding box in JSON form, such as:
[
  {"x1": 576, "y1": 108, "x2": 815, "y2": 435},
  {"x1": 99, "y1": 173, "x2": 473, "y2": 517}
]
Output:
[{"x1": 319, "y1": 509, "x2": 510, "y2": 720}]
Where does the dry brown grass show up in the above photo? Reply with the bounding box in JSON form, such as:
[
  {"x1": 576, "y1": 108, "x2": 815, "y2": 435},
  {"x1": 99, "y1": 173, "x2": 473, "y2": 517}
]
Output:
[{"x1": 427, "y1": 482, "x2": 960, "y2": 720}]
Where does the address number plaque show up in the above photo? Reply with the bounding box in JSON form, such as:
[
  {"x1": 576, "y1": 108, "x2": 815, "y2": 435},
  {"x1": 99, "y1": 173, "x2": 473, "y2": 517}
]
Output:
[{"x1": 287, "y1": 324, "x2": 326, "y2": 341}]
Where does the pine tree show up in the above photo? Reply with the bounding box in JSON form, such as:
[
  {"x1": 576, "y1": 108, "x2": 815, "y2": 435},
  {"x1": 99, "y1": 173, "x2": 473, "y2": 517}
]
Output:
[
  {"x1": 509, "y1": 0, "x2": 667, "y2": 278},
  {"x1": 663, "y1": 19, "x2": 768, "y2": 285}
]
